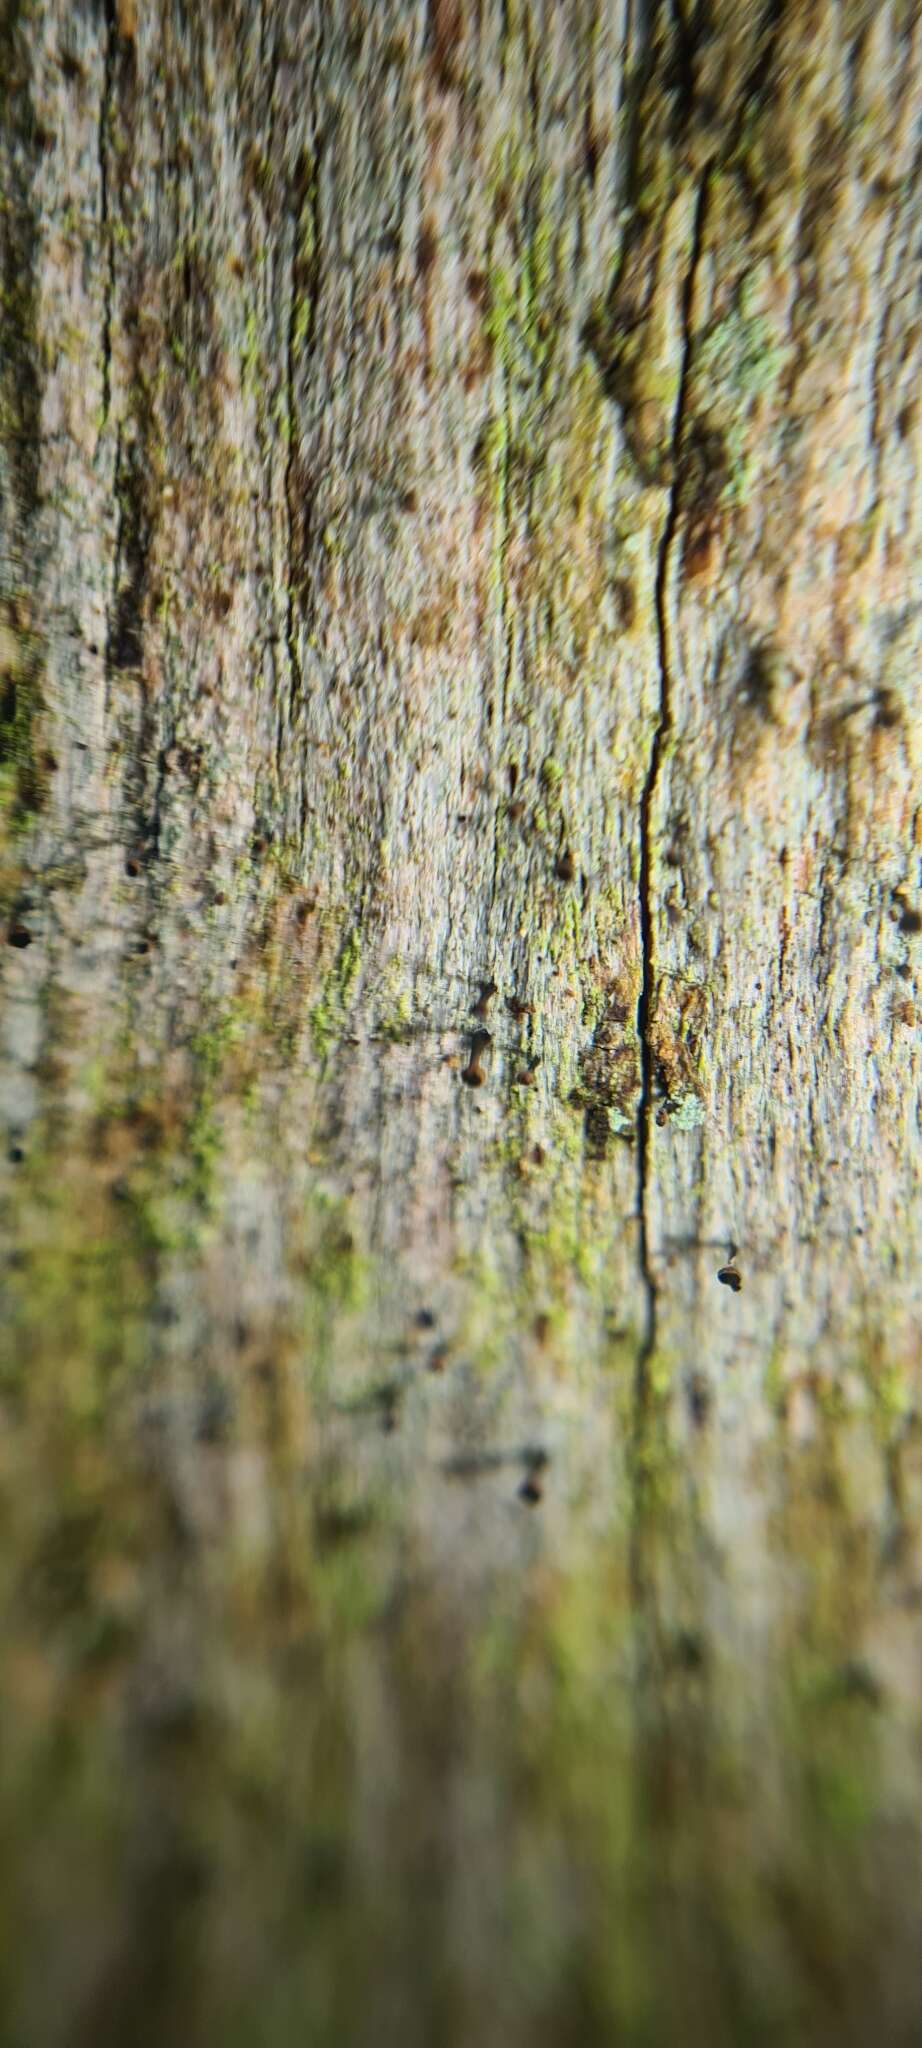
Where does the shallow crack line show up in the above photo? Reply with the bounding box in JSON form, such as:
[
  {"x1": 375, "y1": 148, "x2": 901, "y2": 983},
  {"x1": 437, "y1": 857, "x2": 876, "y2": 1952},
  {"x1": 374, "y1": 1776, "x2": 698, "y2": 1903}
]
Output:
[
  {"x1": 97, "y1": 0, "x2": 116, "y2": 441},
  {"x1": 635, "y1": 165, "x2": 711, "y2": 1370}
]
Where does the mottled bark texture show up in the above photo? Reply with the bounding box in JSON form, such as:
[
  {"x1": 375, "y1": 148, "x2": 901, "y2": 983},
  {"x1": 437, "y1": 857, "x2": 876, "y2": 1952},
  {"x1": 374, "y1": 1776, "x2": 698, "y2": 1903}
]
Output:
[{"x1": 1, "y1": 1, "x2": 921, "y2": 2043}]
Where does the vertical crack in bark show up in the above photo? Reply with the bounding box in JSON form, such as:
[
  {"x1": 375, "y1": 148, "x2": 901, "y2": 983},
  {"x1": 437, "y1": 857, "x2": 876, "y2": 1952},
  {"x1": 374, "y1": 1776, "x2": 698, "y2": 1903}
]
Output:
[
  {"x1": 103, "y1": 419, "x2": 124, "y2": 721},
  {"x1": 97, "y1": 0, "x2": 117, "y2": 439},
  {"x1": 669, "y1": 0, "x2": 697, "y2": 114},
  {"x1": 635, "y1": 167, "x2": 710, "y2": 1364}
]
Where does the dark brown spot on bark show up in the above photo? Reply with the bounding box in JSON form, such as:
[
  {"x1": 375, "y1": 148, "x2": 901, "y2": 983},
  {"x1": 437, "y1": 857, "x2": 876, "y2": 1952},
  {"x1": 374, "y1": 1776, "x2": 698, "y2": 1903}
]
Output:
[
  {"x1": 462, "y1": 1029, "x2": 491, "y2": 1087},
  {"x1": 429, "y1": 0, "x2": 462, "y2": 90},
  {"x1": 416, "y1": 221, "x2": 438, "y2": 280},
  {"x1": 612, "y1": 578, "x2": 636, "y2": 628}
]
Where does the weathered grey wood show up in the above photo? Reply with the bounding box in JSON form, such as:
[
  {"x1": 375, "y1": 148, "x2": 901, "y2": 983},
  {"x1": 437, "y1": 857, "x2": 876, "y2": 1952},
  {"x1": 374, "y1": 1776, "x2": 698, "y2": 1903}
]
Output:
[{"x1": 1, "y1": 2, "x2": 921, "y2": 2042}]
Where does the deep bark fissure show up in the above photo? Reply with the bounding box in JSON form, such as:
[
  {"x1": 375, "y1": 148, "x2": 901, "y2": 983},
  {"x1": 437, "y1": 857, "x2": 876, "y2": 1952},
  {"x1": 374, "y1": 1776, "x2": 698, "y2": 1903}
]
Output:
[
  {"x1": 636, "y1": 164, "x2": 710, "y2": 1360},
  {"x1": 97, "y1": 0, "x2": 116, "y2": 438},
  {"x1": 668, "y1": 0, "x2": 697, "y2": 116},
  {"x1": 102, "y1": 419, "x2": 124, "y2": 722}
]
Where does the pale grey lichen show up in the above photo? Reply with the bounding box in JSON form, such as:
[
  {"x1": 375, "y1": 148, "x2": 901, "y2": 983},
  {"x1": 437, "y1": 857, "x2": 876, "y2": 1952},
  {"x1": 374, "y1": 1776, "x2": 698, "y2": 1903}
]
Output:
[{"x1": 668, "y1": 1090, "x2": 706, "y2": 1130}]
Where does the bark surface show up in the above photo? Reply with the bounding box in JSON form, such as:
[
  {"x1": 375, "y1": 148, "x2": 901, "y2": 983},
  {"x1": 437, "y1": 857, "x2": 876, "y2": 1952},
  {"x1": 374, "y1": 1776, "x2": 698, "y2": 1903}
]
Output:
[{"x1": 1, "y1": 2, "x2": 921, "y2": 2043}]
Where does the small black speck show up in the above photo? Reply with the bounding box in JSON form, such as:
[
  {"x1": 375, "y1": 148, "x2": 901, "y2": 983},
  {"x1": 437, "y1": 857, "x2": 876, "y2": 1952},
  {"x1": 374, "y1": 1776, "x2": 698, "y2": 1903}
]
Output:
[
  {"x1": 835, "y1": 1659, "x2": 884, "y2": 1708},
  {"x1": 687, "y1": 1372, "x2": 711, "y2": 1426},
  {"x1": 899, "y1": 908, "x2": 922, "y2": 935},
  {"x1": 717, "y1": 1266, "x2": 741, "y2": 1292},
  {"x1": 672, "y1": 1629, "x2": 706, "y2": 1672},
  {"x1": 196, "y1": 1381, "x2": 233, "y2": 1446},
  {"x1": 414, "y1": 1308, "x2": 436, "y2": 1330},
  {"x1": 8, "y1": 1145, "x2": 24, "y2": 1164},
  {"x1": 8, "y1": 921, "x2": 31, "y2": 949},
  {"x1": 519, "y1": 1475, "x2": 543, "y2": 1505}
]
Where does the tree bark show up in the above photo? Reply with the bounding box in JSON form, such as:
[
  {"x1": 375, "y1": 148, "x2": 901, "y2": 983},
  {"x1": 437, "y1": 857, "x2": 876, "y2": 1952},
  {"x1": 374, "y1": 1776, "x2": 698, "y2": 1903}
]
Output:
[{"x1": 1, "y1": 2, "x2": 921, "y2": 2042}]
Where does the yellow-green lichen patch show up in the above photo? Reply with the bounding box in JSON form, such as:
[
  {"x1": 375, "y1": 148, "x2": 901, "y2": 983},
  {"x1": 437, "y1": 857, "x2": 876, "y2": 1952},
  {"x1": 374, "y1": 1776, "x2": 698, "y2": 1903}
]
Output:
[
  {"x1": 0, "y1": 597, "x2": 47, "y2": 861},
  {"x1": 687, "y1": 260, "x2": 791, "y2": 509},
  {"x1": 309, "y1": 924, "x2": 363, "y2": 1066}
]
